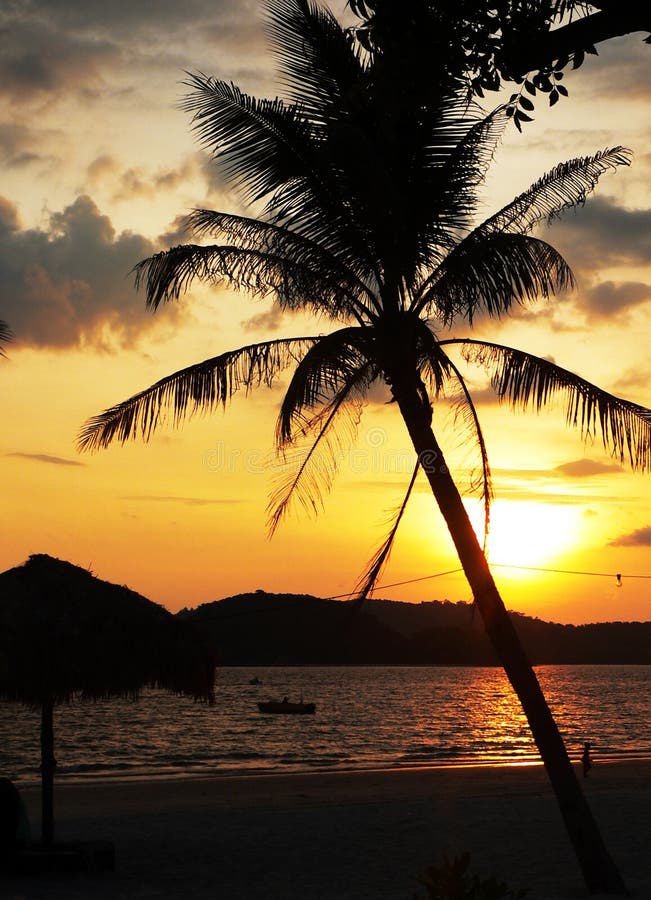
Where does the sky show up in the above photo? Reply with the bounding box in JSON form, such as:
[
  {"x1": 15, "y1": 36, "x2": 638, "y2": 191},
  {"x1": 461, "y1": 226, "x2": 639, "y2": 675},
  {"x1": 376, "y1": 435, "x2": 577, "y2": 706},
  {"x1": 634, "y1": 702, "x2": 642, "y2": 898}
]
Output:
[{"x1": 2, "y1": 1, "x2": 651, "y2": 624}]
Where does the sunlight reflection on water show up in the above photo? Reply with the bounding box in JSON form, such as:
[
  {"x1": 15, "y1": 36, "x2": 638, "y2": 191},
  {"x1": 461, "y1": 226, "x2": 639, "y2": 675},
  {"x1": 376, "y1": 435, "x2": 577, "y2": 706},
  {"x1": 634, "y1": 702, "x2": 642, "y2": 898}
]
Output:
[{"x1": 1, "y1": 665, "x2": 649, "y2": 784}]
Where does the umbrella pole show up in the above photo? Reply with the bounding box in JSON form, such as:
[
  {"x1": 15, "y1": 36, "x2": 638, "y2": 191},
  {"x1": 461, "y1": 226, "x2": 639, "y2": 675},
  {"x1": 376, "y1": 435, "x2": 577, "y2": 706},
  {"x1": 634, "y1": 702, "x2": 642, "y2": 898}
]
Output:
[{"x1": 40, "y1": 699, "x2": 55, "y2": 846}]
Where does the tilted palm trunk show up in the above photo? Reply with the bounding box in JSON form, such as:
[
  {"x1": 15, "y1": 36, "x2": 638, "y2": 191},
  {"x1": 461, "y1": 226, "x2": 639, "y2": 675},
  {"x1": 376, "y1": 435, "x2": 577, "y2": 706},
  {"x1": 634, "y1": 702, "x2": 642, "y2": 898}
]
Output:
[{"x1": 391, "y1": 373, "x2": 627, "y2": 895}]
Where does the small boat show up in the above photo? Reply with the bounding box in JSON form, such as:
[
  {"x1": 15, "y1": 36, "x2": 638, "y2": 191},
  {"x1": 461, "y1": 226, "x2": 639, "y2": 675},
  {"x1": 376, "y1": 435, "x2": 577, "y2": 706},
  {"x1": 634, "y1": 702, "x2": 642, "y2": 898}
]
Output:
[
  {"x1": 249, "y1": 676, "x2": 262, "y2": 685},
  {"x1": 257, "y1": 699, "x2": 316, "y2": 715}
]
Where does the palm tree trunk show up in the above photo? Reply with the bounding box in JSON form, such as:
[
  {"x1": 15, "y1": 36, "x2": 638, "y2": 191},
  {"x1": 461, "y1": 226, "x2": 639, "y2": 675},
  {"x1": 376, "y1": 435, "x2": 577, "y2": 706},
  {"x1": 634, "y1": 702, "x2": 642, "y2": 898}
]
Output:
[
  {"x1": 40, "y1": 700, "x2": 55, "y2": 846},
  {"x1": 391, "y1": 376, "x2": 627, "y2": 895}
]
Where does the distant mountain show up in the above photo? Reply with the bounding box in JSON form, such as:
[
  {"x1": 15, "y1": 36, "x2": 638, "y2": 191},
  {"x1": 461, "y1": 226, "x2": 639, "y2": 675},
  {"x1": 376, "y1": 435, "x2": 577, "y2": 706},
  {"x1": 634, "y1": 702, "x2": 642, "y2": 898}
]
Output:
[{"x1": 178, "y1": 591, "x2": 651, "y2": 666}]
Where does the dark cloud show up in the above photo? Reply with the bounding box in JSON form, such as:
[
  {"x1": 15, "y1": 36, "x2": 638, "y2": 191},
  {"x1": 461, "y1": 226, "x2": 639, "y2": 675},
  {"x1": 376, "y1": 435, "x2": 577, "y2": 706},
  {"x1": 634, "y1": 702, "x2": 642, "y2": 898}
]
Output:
[
  {"x1": 611, "y1": 525, "x2": 651, "y2": 547},
  {"x1": 6, "y1": 452, "x2": 85, "y2": 466},
  {"x1": 0, "y1": 1, "x2": 267, "y2": 105},
  {"x1": 0, "y1": 20, "x2": 118, "y2": 102},
  {"x1": 553, "y1": 459, "x2": 622, "y2": 477},
  {"x1": 573, "y1": 34, "x2": 651, "y2": 102},
  {"x1": 581, "y1": 280, "x2": 651, "y2": 319},
  {"x1": 20, "y1": 0, "x2": 258, "y2": 38},
  {"x1": 0, "y1": 122, "x2": 57, "y2": 168},
  {"x1": 548, "y1": 197, "x2": 651, "y2": 272},
  {"x1": 0, "y1": 193, "x2": 187, "y2": 350}
]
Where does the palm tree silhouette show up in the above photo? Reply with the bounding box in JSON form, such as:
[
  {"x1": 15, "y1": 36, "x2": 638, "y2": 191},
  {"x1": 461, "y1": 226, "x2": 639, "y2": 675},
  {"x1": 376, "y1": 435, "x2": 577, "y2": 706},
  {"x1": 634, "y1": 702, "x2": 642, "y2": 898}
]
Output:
[{"x1": 79, "y1": 1, "x2": 649, "y2": 892}]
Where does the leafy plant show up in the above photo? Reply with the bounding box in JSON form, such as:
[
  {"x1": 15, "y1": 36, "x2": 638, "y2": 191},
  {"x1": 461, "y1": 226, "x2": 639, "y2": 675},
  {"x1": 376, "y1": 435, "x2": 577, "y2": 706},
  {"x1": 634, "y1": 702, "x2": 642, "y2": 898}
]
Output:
[{"x1": 412, "y1": 852, "x2": 528, "y2": 900}]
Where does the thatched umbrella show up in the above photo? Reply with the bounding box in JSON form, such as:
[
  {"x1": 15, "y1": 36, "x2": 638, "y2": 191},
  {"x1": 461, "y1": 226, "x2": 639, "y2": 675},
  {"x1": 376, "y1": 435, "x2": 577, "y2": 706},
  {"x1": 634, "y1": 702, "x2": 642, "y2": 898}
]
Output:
[{"x1": 0, "y1": 554, "x2": 215, "y2": 846}]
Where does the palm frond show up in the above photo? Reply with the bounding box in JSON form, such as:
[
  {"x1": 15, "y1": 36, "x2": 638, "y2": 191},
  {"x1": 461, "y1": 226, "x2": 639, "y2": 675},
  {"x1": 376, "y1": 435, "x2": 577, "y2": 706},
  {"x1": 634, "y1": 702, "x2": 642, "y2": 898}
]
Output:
[
  {"x1": 352, "y1": 460, "x2": 419, "y2": 604},
  {"x1": 185, "y1": 209, "x2": 380, "y2": 320},
  {"x1": 267, "y1": 360, "x2": 374, "y2": 534},
  {"x1": 0, "y1": 320, "x2": 12, "y2": 357},
  {"x1": 266, "y1": 0, "x2": 365, "y2": 119},
  {"x1": 182, "y1": 73, "x2": 383, "y2": 282},
  {"x1": 443, "y1": 360, "x2": 493, "y2": 550},
  {"x1": 424, "y1": 106, "x2": 509, "y2": 244},
  {"x1": 449, "y1": 338, "x2": 651, "y2": 471},
  {"x1": 414, "y1": 233, "x2": 573, "y2": 323},
  {"x1": 477, "y1": 147, "x2": 632, "y2": 237},
  {"x1": 134, "y1": 240, "x2": 373, "y2": 323},
  {"x1": 417, "y1": 330, "x2": 492, "y2": 546},
  {"x1": 182, "y1": 74, "x2": 312, "y2": 207},
  {"x1": 77, "y1": 338, "x2": 317, "y2": 452},
  {"x1": 276, "y1": 326, "x2": 376, "y2": 445}
]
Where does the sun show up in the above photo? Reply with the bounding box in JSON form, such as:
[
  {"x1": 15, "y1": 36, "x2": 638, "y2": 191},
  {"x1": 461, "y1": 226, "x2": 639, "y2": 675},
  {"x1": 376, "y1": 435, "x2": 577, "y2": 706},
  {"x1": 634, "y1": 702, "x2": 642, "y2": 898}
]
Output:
[{"x1": 472, "y1": 499, "x2": 583, "y2": 571}]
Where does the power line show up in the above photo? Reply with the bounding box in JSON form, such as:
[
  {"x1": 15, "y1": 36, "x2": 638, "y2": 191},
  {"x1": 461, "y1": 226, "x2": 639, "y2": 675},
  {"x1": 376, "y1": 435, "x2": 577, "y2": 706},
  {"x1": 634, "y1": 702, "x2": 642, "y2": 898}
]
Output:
[
  {"x1": 326, "y1": 568, "x2": 464, "y2": 600},
  {"x1": 335, "y1": 561, "x2": 651, "y2": 600},
  {"x1": 489, "y1": 563, "x2": 651, "y2": 580}
]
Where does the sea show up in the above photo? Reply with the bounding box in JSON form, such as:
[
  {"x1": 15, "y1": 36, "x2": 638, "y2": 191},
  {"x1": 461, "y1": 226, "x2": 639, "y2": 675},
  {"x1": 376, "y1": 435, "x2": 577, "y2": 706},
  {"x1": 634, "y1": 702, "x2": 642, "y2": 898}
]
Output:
[{"x1": 1, "y1": 665, "x2": 649, "y2": 785}]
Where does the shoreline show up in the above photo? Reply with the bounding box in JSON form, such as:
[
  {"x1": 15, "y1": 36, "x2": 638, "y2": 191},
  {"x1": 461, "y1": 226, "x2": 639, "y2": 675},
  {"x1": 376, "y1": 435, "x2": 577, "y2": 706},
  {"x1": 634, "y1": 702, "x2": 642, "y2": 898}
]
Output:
[
  {"x1": 9, "y1": 759, "x2": 650, "y2": 899},
  {"x1": 11, "y1": 750, "x2": 651, "y2": 789}
]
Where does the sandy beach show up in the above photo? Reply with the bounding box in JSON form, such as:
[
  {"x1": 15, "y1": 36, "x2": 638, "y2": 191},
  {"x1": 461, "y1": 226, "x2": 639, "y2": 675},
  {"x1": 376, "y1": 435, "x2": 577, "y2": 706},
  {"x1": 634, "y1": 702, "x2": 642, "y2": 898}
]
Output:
[{"x1": 2, "y1": 760, "x2": 649, "y2": 900}]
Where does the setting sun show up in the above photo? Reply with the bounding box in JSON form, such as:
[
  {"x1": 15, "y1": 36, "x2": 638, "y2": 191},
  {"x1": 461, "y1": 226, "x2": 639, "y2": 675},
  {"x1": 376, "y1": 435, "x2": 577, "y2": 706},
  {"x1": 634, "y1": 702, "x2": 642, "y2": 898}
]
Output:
[{"x1": 473, "y1": 500, "x2": 583, "y2": 571}]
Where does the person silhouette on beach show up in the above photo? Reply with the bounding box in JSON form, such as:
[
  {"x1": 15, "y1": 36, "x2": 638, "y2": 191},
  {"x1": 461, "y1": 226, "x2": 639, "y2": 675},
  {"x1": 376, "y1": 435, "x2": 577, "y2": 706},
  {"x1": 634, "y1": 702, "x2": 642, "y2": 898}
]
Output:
[{"x1": 582, "y1": 741, "x2": 593, "y2": 778}]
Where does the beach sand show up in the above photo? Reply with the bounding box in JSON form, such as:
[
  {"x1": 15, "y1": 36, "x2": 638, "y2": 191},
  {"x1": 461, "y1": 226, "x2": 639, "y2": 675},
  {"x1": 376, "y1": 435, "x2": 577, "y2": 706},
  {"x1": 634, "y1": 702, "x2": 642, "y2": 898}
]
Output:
[{"x1": 2, "y1": 760, "x2": 649, "y2": 900}]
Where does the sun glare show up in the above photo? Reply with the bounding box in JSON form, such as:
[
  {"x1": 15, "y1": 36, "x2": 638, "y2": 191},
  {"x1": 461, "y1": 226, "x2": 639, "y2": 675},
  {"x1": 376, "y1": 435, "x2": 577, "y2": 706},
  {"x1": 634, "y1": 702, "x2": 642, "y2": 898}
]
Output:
[{"x1": 474, "y1": 500, "x2": 583, "y2": 572}]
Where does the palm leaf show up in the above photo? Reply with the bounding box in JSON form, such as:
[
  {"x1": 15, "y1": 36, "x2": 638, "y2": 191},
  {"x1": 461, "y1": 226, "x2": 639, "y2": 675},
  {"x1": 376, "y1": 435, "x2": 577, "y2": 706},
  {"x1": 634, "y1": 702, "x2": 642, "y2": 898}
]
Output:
[
  {"x1": 77, "y1": 338, "x2": 316, "y2": 451},
  {"x1": 352, "y1": 460, "x2": 419, "y2": 604},
  {"x1": 182, "y1": 73, "x2": 379, "y2": 277},
  {"x1": 267, "y1": 360, "x2": 374, "y2": 533},
  {"x1": 182, "y1": 75, "x2": 312, "y2": 208},
  {"x1": 444, "y1": 360, "x2": 494, "y2": 550},
  {"x1": 477, "y1": 147, "x2": 632, "y2": 237},
  {"x1": 414, "y1": 233, "x2": 573, "y2": 323},
  {"x1": 417, "y1": 331, "x2": 492, "y2": 546},
  {"x1": 449, "y1": 338, "x2": 651, "y2": 471},
  {"x1": 422, "y1": 106, "x2": 509, "y2": 247},
  {"x1": 134, "y1": 239, "x2": 374, "y2": 323},
  {"x1": 266, "y1": 0, "x2": 365, "y2": 120},
  {"x1": 184, "y1": 208, "x2": 381, "y2": 320},
  {"x1": 276, "y1": 326, "x2": 376, "y2": 445}
]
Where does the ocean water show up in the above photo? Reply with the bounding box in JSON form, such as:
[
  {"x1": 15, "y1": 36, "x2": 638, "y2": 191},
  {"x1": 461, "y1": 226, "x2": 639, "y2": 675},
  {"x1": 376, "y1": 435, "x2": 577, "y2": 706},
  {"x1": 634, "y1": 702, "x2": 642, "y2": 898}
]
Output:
[{"x1": 1, "y1": 665, "x2": 649, "y2": 784}]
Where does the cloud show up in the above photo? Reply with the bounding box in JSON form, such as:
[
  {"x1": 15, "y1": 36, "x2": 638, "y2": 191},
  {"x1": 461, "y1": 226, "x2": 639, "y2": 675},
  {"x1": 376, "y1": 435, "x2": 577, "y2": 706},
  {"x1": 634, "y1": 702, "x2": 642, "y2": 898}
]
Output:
[
  {"x1": 0, "y1": 193, "x2": 187, "y2": 350},
  {"x1": 241, "y1": 303, "x2": 286, "y2": 333},
  {"x1": 580, "y1": 280, "x2": 651, "y2": 319},
  {"x1": 6, "y1": 452, "x2": 85, "y2": 466},
  {"x1": 122, "y1": 495, "x2": 242, "y2": 506},
  {"x1": 111, "y1": 160, "x2": 198, "y2": 203},
  {"x1": 611, "y1": 525, "x2": 651, "y2": 547},
  {"x1": 0, "y1": 122, "x2": 59, "y2": 168},
  {"x1": 548, "y1": 197, "x2": 651, "y2": 272},
  {"x1": 0, "y1": 1, "x2": 269, "y2": 106},
  {"x1": 0, "y1": 20, "x2": 118, "y2": 103},
  {"x1": 553, "y1": 459, "x2": 622, "y2": 477}
]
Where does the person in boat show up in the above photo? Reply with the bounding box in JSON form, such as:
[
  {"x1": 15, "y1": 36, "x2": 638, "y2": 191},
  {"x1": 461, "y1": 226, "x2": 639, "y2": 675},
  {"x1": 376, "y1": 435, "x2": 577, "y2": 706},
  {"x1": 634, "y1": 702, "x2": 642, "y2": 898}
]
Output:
[
  {"x1": 582, "y1": 741, "x2": 593, "y2": 778},
  {"x1": 282, "y1": 696, "x2": 288, "y2": 704}
]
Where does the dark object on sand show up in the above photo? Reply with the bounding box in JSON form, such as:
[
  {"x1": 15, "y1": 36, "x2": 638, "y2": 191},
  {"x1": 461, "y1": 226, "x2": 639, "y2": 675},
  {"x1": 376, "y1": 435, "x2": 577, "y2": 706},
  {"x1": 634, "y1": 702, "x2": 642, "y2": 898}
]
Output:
[
  {"x1": 0, "y1": 553, "x2": 216, "y2": 851},
  {"x1": 258, "y1": 699, "x2": 316, "y2": 714}
]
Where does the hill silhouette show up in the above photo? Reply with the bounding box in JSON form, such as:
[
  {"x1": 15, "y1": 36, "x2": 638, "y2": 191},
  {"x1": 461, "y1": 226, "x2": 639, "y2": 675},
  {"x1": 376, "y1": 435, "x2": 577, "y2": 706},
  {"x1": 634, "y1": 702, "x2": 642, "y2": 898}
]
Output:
[{"x1": 178, "y1": 592, "x2": 651, "y2": 666}]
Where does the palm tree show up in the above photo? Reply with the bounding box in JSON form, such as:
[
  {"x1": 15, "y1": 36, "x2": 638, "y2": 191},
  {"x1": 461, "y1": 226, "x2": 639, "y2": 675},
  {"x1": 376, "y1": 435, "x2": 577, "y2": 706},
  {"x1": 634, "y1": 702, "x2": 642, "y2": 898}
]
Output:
[{"x1": 78, "y1": 0, "x2": 650, "y2": 892}]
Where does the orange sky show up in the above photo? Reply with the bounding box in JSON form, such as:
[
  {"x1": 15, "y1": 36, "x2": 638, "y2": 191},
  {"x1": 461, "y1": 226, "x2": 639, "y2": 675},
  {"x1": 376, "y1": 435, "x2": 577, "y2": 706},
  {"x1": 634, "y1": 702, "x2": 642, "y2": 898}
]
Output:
[{"x1": 2, "y1": 3, "x2": 651, "y2": 624}]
